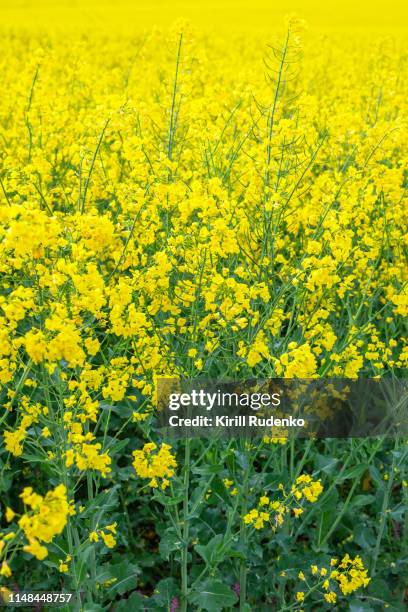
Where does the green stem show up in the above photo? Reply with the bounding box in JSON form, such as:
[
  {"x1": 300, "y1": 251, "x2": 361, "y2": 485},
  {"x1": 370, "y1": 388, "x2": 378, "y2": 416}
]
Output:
[
  {"x1": 371, "y1": 438, "x2": 398, "y2": 575},
  {"x1": 168, "y1": 33, "x2": 183, "y2": 162},
  {"x1": 239, "y1": 464, "x2": 250, "y2": 611},
  {"x1": 87, "y1": 472, "x2": 97, "y2": 602},
  {"x1": 181, "y1": 437, "x2": 191, "y2": 612},
  {"x1": 60, "y1": 462, "x2": 81, "y2": 608}
]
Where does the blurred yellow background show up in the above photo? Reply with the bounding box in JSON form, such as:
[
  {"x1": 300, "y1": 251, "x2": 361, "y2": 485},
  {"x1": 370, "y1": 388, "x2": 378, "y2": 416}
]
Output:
[{"x1": 0, "y1": 0, "x2": 407, "y2": 33}]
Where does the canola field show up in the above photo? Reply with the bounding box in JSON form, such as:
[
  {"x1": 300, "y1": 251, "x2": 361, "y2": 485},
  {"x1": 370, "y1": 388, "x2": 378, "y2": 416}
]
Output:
[{"x1": 0, "y1": 1, "x2": 407, "y2": 610}]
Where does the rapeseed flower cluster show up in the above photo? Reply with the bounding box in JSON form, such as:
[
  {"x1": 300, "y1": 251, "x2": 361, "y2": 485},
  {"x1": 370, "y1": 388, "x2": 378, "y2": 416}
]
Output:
[
  {"x1": 89, "y1": 522, "x2": 118, "y2": 549},
  {"x1": 291, "y1": 474, "x2": 324, "y2": 503},
  {"x1": 243, "y1": 474, "x2": 323, "y2": 529},
  {"x1": 295, "y1": 555, "x2": 370, "y2": 607},
  {"x1": 132, "y1": 442, "x2": 177, "y2": 489},
  {"x1": 0, "y1": 485, "x2": 71, "y2": 572}
]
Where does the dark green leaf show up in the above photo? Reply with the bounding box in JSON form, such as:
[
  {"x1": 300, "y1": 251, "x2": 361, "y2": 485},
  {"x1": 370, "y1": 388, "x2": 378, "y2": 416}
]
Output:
[{"x1": 189, "y1": 579, "x2": 238, "y2": 611}]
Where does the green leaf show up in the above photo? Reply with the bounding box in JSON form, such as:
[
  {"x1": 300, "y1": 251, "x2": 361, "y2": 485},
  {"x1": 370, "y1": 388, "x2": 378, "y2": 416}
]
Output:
[
  {"x1": 154, "y1": 491, "x2": 184, "y2": 506},
  {"x1": 337, "y1": 464, "x2": 368, "y2": 482},
  {"x1": 106, "y1": 560, "x2": 141, "y2": 596},
  {"x1": 348, "y1": 601, "x2": 375, "y2": 612},
  {"x1": 350, "y1": 494, "x2": 375, "y2": 508},
  {"x1": 389, "y1": 504, "x2": 405, "y2": 520},
  {"x1": 319, "y1": 487, "x2": 339, "y2": 511},
  {"x1": 315, "y1": 454, "x2": 340, "y2": 475},
  {"x1": 368, "y1": 465, "x2": 384, "y2": 488},
  {"x1": 159, "y1": 529, "x2": 182, "y2": 560},
  {"x1": 151, "y1": 577, "x2": 179, "y2": 608},
  {"x1": 76, "y1": 545, "x2": 94, "y2": 584},
  {"x1": 80, "y1": 485, "x2": 120, "y2": 519},
  {"x1": 100, "y1": 401, "x2": 123, "y2": 415},
  {"x1": 195, "y1": 534, "x2": 225, "y2": 566},
  {"x1": 114, "y1": 592, "x2": 147, "y2": 611},
  {"x1": 352, "y1": 524, "x2": 375, "y2": 550},
  {"x1": 206, "y1": 477, "x2": 230, "y2": 504},
  {"x1": 189, "y1": 580, "x2": 238, "y2": 611},
  {"x1": 236, "y1": 451, "x2": 249, "y2": 471},
  {"x1": 192, "y1": 464, "x2": 223, "y2": 475},
  {"x1": 107, "y1": 437, "x2": 130, "y2": 454}
]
